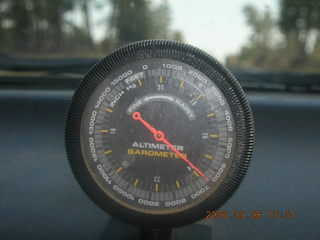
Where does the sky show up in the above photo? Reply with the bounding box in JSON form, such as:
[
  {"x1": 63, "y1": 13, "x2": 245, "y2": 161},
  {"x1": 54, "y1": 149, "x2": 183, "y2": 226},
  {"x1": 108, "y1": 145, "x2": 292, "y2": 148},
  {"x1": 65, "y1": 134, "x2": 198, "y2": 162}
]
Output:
[
  {"x1": 168, "y1": 0, "x2": 279, "y2": 61},
  {"x1": 88, "y1": 0, "x2": 279, "y2": 62}
]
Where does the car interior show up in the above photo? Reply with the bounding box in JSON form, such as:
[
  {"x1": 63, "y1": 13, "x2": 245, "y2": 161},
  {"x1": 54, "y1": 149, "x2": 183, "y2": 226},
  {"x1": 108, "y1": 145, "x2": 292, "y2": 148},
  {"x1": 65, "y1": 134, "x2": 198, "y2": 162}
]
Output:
[{"x1": 1, "y1": 0, "x2": 319, "y2": 239}]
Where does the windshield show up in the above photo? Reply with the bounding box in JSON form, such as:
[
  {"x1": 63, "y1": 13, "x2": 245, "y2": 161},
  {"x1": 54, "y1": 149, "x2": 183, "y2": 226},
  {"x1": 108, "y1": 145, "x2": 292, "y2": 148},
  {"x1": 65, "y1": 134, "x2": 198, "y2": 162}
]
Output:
[{"x1": 0, "y1": 0, "x2": 319, "y2": 89}]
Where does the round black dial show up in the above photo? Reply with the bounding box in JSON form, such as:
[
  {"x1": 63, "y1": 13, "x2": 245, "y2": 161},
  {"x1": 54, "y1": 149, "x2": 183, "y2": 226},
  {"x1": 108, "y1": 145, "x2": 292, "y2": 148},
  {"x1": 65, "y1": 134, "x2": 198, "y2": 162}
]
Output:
[{"x1": 65, "y1": 40, "x2": 254, "y2": 228}]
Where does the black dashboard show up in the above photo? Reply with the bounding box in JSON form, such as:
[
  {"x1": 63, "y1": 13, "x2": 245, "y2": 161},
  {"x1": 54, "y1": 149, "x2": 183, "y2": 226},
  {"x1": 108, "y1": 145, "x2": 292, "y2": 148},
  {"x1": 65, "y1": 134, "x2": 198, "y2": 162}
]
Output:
[{"x1": 1, "y1": 89, "x2": 319, "y2": 239}]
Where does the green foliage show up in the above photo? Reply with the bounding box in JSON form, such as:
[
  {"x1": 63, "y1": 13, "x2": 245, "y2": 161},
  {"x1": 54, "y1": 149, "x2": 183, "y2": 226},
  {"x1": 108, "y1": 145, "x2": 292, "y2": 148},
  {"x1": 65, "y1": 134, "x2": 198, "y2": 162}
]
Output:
[
  {"x1": 227, "y1": 4, "x2": 278, "y2": 68},
  {"x1": 280, "y1": 0, "x2": 320, "y2": 33},
  {"x1": 150, "y1": 1, "x2": 171, "y2": 39},
  {"x1": 227, "y1": 2, "x2": 320, "y2": 72},
  {"x1": 0, "y1": 0, "x2": 90, "y2": 55},
  {"x1": 107, "y1": 0, "x2": 183, "y2": 47},
  {"x1": 0, "y1": 0, "x2": 183, "y2": 57},
  {"x1": 243, "y1": 5, "x2": 275, "y2": 49},
  {"x1": 109, "y1": 0, "x2": 153, "y2": 45},
  {"x1": 279, "y1": 0, "x2": 320, "y2": 65}
]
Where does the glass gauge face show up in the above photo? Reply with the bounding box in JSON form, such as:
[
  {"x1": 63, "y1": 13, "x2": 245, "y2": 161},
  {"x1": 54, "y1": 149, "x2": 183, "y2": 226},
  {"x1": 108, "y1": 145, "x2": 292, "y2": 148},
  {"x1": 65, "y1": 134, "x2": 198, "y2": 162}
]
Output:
[
  {"x1": 81, "y1": 58, "x2": 236, "y2": 214},
  {"x1": 66, "y1": 40, "x2": 254, "y2": 227}
]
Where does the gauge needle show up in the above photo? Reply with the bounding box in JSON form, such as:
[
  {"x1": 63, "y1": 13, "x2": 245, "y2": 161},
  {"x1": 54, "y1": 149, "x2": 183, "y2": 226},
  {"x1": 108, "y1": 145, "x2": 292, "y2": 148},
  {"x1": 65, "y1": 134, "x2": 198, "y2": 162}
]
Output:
[{"x1": 132, "y1": 111, "x2": 205, "y2": 177}]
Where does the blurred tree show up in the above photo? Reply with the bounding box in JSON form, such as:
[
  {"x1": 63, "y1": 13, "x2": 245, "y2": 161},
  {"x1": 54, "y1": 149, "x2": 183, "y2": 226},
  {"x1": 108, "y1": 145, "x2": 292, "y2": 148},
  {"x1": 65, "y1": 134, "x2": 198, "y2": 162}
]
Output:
[
  {"x1": 108, "y1": 0, "x2": 183, "y2": 47},
  {"x1": 8, "y1": 0, "x2": 32, "y2": 51},
  {"x1": 226, "y1": 5, "x2": 277, "y2": 68},
  {"x1": 109, "y1": 0, "x2": 153, "y2": 46},
  {"x1": 227, "y1": 2, "x2": 320, "y2": 72},
  {"x1": 81, "y1": 0, "x2": 93, "y2": 45},
  {"x1": 151, "y1": 0, "x2": 184, "y2": 42},
  {"x1": 41, "y1": 0, "x2": 76, "y2": 51},
  {"x1": 0, "y1": 0, "x2": 5, "y2": 49},
  {"x1": 151, "y1": 0, "x2": 171, "y2": 39},
  {"x1": 0, "y1": 0, "x2": 183, "y2": 57},
  {"x1": 243, "y1": 5, "x2": 275, "y2": 49},
  {"x1": 0, "y1": 0, "x2": 79, "y2": 53},
  {"x1": 279, "y1": 0, "x2": 320, "y2": 65},
  {"x1": 171, "y1": 30, "x2": 184, "y2": 42}
]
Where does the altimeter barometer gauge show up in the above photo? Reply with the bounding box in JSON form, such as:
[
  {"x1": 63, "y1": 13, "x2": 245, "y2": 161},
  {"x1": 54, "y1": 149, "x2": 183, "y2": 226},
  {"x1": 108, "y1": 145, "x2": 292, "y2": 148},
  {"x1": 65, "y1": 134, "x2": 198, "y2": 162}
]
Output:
[{"x1": 65, "y1": 40, "x2": 254, "y2": 229}]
